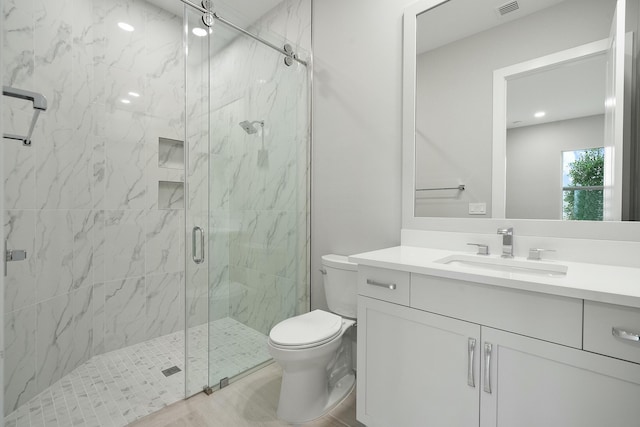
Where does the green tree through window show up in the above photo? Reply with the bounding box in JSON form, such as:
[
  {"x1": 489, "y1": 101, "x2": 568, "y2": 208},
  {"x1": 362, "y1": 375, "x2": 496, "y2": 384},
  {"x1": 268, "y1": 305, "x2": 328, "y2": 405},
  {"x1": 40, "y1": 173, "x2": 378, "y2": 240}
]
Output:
[{"x1": 562, "y1": 148, "x2": 604, "y2": 221}]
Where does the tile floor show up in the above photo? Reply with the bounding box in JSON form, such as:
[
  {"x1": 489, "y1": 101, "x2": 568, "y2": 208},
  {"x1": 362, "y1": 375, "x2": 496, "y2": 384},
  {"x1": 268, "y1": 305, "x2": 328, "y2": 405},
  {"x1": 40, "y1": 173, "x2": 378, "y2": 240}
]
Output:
[
  {"x1": 4, "y1": 318, "x2": 271, "y2": 427},
  {"x1": 128, "y1": 363, "x2": 364, "y2": 427}
]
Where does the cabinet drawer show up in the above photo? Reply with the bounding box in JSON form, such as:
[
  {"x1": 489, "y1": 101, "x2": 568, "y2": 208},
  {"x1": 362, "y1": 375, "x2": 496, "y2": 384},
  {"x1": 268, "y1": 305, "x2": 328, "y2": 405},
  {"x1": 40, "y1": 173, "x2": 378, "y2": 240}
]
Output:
[
  {"x1": 584, "y1": 301, "x2": 640, "y2": 364},
  {"x1": 411, "y1": 273, "x2": 583, "y2": 348},
  {"x1": 358, "y1": 266, "x2": 410, "y2": 306}
]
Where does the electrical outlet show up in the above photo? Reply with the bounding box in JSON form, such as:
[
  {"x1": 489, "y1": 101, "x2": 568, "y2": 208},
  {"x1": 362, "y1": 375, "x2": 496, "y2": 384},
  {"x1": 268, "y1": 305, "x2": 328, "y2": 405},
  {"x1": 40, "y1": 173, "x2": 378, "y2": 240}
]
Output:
[{"x1": 469, "y1": 203, "x2": 486, "y2": 215}]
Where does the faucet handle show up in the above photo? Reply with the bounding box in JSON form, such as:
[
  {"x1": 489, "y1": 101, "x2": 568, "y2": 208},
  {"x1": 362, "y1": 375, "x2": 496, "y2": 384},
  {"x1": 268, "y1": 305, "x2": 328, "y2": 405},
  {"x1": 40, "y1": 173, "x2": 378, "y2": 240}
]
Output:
[
  {"x1": 467, "y1": 243, "x2": 489, "y2": 255},
  {"x1": 527, "y1": 248, "x2": 555, "y2": 261},
  {"x1": 497, "y1": 227, "x2": 513, "y2": 235}
]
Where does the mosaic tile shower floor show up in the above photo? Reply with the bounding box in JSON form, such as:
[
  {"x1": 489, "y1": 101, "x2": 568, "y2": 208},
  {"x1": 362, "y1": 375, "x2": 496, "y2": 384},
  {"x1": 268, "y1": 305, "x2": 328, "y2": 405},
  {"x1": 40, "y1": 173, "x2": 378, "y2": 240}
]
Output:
[{"x1": 4, "y1": 318, "x2": 271, "y2": 427}]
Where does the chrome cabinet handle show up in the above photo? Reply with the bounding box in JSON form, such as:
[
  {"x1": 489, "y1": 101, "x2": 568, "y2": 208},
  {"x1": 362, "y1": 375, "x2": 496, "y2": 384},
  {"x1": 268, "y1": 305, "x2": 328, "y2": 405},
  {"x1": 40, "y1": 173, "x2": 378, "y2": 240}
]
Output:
[
  {"x1": 366, "y1": 279, "x2": 396, "y2": 290},
  {"x1": 468, "y1": 338, "x2": 476, "y2": 388},
  {"x1": 484, "y1": 343, "x2": 492, "y2": 394},
  {"x1": 192, "y1": 226, "x2": 205, "y2": 264},
  {"x1": 612, "y1": 327, "x2": 640, "y2": 343}
]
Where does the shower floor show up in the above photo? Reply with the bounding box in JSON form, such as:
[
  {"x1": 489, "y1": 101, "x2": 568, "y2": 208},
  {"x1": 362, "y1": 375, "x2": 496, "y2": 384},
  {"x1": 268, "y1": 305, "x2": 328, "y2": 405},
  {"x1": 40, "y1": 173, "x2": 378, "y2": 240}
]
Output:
[{"x1": 4, "y1": 317, "x2": 271, "y2": 427}]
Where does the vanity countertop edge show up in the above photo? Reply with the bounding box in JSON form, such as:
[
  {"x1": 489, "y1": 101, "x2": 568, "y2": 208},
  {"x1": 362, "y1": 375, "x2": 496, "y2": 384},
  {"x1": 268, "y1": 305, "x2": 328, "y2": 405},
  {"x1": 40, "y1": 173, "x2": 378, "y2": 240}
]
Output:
[{"x1": 349, "y1": 246, "x2": 640, "y2": 309}]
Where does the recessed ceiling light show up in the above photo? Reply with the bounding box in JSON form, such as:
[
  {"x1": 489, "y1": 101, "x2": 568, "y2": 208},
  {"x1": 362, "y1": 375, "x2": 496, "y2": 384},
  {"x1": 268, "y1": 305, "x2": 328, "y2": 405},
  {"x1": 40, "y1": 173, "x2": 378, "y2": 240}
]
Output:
[
  {"x1": 192, "y1": 27, "x2": 208, "y2": 37},
  {"x1": 121, "y1": 99, "x2": 131, "y2": 104},
  {"x1": 534, "y1": 111, "x2": 546, "y2": 118},
  {"x1": 128, "y1": 91, "x2": 140, "y2": 97},
  {"x1": 118, "y1": 22, "x2": 135, "y2": 32}
]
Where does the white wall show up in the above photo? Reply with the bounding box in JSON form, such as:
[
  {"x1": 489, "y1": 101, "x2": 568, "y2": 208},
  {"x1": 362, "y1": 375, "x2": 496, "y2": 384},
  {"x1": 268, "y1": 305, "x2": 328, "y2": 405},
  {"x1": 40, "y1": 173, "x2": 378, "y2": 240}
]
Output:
[
  {"x1": 414, "y1": 0, "x2": 614, "y2": 218},
  {"x1": 506, "y1": 115, "x2": 605, "y2": 219},
  {"x1": 311, "y1": 0, "x2": 411, "y2": 309}
]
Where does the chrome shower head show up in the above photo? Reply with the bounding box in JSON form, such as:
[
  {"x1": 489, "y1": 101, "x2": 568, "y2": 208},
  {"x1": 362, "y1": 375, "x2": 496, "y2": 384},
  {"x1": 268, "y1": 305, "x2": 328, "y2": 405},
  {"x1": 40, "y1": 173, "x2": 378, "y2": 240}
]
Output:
[{"x1": 239, "y1": 120, "x2": 263, "y2": 135}]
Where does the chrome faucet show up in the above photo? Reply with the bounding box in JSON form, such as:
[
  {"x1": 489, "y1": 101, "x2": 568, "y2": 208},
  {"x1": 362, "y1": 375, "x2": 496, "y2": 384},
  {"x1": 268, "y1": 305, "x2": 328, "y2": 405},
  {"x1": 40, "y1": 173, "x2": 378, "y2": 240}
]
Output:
[{"x1": 497, "y1": 227, "x2": 513, "y2": 258}]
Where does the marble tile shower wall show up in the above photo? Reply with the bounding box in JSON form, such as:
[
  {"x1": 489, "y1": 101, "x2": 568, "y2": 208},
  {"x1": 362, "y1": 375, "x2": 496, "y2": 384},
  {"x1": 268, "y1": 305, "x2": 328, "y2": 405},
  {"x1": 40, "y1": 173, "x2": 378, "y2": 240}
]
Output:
[
  {"x1": 206, "y1": 0, "x2": 311, "y2": 336},
  {"x1": 2, "y1": 0, "x2": 187, "y2": 415}
]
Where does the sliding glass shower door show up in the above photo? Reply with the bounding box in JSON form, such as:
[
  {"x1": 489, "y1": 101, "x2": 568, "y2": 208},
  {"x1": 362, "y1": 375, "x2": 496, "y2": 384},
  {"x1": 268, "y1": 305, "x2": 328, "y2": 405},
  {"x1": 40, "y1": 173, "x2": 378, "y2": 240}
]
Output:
[{"x1": 184, "y1": 4, "x2": 310, "y2": 396}]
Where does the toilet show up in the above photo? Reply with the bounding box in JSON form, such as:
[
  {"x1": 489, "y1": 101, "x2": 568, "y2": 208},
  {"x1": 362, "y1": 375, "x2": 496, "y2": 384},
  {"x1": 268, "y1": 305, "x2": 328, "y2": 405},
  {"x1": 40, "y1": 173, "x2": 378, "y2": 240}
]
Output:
[{"x1": 268, "y1": 254, "x2": 357, "y2": 424}]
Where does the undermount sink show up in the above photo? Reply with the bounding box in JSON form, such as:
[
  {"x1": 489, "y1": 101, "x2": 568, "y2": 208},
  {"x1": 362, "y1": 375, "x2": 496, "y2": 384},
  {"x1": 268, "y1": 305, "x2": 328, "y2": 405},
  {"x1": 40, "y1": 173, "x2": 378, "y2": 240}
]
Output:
[{"x1": 435, "y1": 254, "x2": 568, "y2": 277}]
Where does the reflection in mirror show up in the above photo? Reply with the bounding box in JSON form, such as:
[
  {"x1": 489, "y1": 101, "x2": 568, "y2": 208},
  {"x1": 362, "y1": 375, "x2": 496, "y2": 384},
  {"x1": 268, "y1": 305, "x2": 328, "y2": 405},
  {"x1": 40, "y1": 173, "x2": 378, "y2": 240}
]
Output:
[
  {"x1": 412, "y1": 0, "x2": 639, "y2": 220},
  {"x1": 505, "y1": 52, "x2": 607, "y2": 220}
]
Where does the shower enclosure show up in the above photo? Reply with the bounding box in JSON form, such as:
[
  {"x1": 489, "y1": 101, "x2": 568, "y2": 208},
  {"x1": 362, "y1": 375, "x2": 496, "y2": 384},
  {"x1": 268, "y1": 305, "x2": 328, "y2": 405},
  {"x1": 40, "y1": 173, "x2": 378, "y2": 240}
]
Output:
[{"x1": 2, "y1": 0, "x2": 310, "y2": 424}]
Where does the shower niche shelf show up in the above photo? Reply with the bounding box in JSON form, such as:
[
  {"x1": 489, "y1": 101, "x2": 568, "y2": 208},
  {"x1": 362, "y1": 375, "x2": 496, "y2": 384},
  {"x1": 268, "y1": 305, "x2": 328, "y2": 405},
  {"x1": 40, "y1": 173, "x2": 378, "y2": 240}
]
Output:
[
  {"x1": 158, "y1": 137, "x2": 184, "y2": 169},
  {"x1": 157, "y1": 136, "x2": 184, "y2": 210},
  {"x1": 158, "y1": 180, "x2": 184, "y2": 210}
]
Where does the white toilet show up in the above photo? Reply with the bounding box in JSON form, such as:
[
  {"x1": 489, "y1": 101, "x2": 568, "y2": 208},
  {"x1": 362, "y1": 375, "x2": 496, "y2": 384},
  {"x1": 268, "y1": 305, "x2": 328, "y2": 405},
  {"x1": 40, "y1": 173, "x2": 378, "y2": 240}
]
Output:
[{"x1": 268, "y1": 254, "x2": 357, "y2": 424}]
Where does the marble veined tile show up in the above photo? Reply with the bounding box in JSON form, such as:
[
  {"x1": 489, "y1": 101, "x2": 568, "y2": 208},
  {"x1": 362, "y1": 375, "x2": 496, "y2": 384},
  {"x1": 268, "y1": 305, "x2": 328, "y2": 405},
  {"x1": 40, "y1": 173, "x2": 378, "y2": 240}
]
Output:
[
  {"x1": 104, "y1": 209, "x2": 145, "y2": 281},
  {"x1": 4, "y1": 210, "x2": 36, "y2": 313},
  {"x1": 93, "y1": 282, "x2": 106, "y2": 356},
  {"x1": 104, "y1": 276, "x2": 146, "y2": 352},
  {"x1": 33, "y1": 0, "x2": 74, "y2": 134},
  {"x1": 4, "y1": 305, "x2": 37, "y2": 415},
  {"x1": 2, "y1": 0, "x2": 35, "y2": 88},
  {"x1": 145, "y1": 272, "x2": 184, "y2": 340},
  {"x1": 34, "y1": 127, "x2": 77, "y2": 210},
  {"x1": 5, "y1": 318, "x2": 271, "y2": 426},
  {"x1": 2, "y1": 112, "x2": 36, "y2": 209},
  {"x1": 145, "y1": 209, "x2": 183, "y2": 275},
  {"x1": 35, "y1": 210, "x2": 74, "y2": 302},
  {"x1": 71, "y1": 210, "x2": 98, "y2": 290},
  {"x1": 104, "y1": 109, "x2": 150, "y2": 210},
  {"x1": 36, "y1": 286, "x2": 93, "y2": 392}
]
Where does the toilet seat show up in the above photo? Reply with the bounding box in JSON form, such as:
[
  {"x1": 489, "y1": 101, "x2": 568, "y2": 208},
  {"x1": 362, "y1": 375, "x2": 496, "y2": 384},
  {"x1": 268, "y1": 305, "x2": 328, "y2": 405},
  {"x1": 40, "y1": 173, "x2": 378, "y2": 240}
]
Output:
[{"x1": 269, "y1": 310, "x2": 344, "y2": 349}]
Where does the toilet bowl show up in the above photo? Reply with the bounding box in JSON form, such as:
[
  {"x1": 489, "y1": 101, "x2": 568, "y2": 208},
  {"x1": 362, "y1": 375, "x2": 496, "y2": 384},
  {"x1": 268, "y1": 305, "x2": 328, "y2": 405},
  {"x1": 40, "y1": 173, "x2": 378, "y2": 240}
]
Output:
[{"x1": 267, "y1": 254, "x2": 357, "y2": 424}]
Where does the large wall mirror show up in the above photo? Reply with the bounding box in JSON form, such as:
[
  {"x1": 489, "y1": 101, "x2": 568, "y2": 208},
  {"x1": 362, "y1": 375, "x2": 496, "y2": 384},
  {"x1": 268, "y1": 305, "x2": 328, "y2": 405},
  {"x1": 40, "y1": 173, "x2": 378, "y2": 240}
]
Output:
[{"x1": 403, "y1": 0, "x2": 640, "y2": 231}]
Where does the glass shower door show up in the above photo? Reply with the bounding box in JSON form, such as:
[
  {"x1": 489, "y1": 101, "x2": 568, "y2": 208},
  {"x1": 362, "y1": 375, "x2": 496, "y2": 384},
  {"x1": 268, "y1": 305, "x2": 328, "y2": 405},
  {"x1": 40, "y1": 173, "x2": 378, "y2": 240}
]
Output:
[
  {"x1": 184, "y1": 5, "x2": 211, "y2": 397},
  {"x1": 206, "y1": 20, "x2": 310, "y2": 388},
  {"x1": 184, "y1": 2, "x2": 309, "y2": 395}
]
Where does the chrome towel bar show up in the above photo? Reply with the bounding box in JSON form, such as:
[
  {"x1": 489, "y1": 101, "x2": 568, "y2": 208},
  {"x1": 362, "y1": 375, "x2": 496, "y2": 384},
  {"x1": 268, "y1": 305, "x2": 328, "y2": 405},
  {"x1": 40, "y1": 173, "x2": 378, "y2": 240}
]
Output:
[{"x1": 416, "y1": 184, "x2": 465, "y2": 191}]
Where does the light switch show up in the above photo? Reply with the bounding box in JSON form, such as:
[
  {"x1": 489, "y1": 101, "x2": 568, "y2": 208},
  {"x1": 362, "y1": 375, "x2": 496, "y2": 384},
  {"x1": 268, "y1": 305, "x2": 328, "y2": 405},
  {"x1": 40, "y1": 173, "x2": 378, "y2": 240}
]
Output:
[{"x1": 469, "y1": 202, "x2": 486, "y2": 215}]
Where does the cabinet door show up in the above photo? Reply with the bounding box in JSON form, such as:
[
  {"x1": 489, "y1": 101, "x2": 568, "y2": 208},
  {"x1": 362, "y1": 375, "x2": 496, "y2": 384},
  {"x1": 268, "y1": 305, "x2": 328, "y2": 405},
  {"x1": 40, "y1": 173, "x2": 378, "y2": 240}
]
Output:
[
  {"x1": 480, "y1": 327, "x2": 640, "y2": 427},
  {"x1": 357, "y1": 296, "x2": 480, "y2": 427}
]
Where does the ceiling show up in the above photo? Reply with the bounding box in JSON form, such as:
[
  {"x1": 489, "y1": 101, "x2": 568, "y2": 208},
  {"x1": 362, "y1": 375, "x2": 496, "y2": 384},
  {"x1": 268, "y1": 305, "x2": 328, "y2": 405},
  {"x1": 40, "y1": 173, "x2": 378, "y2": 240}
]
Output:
[
  {"x1": 506, "y1": 53, "x2": 606, "y2": 129},
  {"x1": 416, "y1": 0, "x2": 565, "y2": 54},
  {"x1": 146, "y1": 0, "x2": 284, "y2": 51}
]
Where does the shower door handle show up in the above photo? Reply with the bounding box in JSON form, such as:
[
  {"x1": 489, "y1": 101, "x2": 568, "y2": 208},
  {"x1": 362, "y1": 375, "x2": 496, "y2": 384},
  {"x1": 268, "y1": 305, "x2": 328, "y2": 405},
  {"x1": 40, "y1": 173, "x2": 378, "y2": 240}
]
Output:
[{"x1": 192, "y1": 226, "x2": 205, "y2": 264}]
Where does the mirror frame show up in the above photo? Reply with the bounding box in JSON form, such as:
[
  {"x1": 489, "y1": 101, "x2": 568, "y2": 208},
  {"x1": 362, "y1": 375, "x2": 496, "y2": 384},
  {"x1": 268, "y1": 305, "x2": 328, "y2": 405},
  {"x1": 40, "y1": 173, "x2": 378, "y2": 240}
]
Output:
[{"x1": 402, "y1": 0, "x2": 640, "y2": 240}]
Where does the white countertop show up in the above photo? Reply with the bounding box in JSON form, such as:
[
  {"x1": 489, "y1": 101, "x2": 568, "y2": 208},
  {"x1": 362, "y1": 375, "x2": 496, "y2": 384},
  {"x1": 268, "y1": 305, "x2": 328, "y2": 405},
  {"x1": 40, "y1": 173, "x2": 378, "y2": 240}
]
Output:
[{"x1": 349, "y1": 246, "x2": 640, "y2": 309}]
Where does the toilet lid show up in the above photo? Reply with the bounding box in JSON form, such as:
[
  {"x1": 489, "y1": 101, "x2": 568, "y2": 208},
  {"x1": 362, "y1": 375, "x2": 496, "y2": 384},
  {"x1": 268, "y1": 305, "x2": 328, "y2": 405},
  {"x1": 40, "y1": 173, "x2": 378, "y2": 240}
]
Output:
[{"x1": 269, "y1": 310, "x2": 343, "y2": 347}]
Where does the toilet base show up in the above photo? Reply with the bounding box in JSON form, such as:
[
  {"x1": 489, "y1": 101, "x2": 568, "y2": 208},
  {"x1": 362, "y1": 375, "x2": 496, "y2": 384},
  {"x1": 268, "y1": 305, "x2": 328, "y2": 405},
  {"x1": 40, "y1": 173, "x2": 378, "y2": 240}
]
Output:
[
  {"x1": 278, "y1": 371, "x2": 355, "y2": 425},
  {"x1": 325, "y1": 372, "x2": 356, "y2": 415}
]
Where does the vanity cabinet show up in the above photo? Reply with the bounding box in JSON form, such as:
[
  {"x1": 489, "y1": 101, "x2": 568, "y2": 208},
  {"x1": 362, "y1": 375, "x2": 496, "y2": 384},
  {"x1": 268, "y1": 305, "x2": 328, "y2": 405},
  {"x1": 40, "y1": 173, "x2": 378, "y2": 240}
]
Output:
[
  {"x1": 356, "y1": 267, "x2": 640, "y2": 427},
  {"x1": 358, "y1": 296, "x2": 480, "y2": 427},
  {"x1": 481, "y1": 327, "x2": 640, "y2": 427}
]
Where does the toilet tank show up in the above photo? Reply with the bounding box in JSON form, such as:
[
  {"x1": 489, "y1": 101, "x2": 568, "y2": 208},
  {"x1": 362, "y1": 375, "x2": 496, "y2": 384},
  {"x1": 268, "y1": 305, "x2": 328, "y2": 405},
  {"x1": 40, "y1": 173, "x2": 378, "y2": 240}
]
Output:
[{"x1": 321, "y1": 254, "x2": 357, "y2": 319}]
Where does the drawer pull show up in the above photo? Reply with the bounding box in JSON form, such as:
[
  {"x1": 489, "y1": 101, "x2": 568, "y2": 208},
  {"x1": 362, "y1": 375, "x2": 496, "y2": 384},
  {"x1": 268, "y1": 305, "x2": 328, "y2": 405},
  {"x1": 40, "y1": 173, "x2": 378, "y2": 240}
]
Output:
[
  {"x1": 366, "y1": 279, "x2": 397, "y2": 290},
  {"x1": 612, "y1": 327, "x2": 640, "y2": 343}
]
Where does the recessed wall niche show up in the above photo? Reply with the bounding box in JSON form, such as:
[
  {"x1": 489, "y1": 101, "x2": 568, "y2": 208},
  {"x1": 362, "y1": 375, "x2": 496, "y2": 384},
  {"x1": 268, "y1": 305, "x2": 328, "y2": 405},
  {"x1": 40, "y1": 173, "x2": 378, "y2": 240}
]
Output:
[
  {"x1": 158, "y1": 137, "x2": 184, "y2": 169},
  {"x1": 158, "y1": 137, "x2": 184, "y2": 210},
  {"x1": 158, "y1": 180, "x2": 184, "y2": 210}
]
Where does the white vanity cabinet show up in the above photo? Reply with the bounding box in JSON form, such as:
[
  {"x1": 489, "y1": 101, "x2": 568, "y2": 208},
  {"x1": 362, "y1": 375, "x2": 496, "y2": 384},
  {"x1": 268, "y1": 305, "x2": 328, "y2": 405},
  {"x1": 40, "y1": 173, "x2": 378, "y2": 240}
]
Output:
[
  {"x1": 357, "y1": 296, "x2": 480, "y2": 427},
  {"x1": 356, "y1": 266, "x2": 640, "y2": 427},
  {"x1": 480, "y1": 327, "x2": 640, "y2": 427}
]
